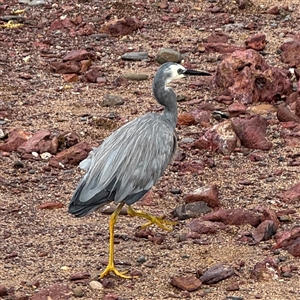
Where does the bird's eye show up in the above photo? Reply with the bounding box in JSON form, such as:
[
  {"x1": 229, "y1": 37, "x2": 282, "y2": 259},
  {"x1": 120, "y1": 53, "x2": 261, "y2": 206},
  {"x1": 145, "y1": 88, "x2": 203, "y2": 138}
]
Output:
[{"x1": 177, "y1": 68, "x2": 184, "y2": 74}]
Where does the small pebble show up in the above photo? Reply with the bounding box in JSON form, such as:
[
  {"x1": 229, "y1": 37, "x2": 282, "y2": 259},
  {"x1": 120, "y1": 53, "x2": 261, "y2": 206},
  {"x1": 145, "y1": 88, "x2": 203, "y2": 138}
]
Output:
[
  {"x1": 136, "y1": 256, "x2": 146, "y2": 264},
  {"x1": 89, "y1": 280, "x2": 103, "y2": 290},
  {"x1": 73, "y1": 286, "x2": 84, "y2": 297}
]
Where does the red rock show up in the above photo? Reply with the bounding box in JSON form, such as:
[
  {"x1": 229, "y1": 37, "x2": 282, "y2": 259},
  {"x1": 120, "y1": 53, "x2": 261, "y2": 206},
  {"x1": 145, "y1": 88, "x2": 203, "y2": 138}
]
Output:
[
  {"x1": 185, "y1": 184, "x2": 220, "y2": 208},
  {"x1": 50, "y1": 18, "x2": 76, "y2": 30},
  {"x1": 38, "y1": 136, "x2": 59, "y2": 155},
  {"x1": 80, "y1": 59, "x2": 92, "y2": 73},
  {"x1": 245, "y1": 34, "x2": 267, "y2": 51},
  {"x1": 205, "y1": 32, "x2": 229, "y2": 44},
  {"x1": 252, "y1": 220, "x2": 278, "y2": 242},
  {"x1": 69, "y1": 272, "x2": 90, "y2": 281},
  {"x1": 103, "y1": 294, "x2": 119, "y2": 300},
  {"x1": 51, "y1": 142, "x2": 92, "y2": 166},
  {"x1": 204, "y1": 43, "x2": 244, "y2": 54},
  {"x1": 17, "y1": 129, "x2": 51, "y2": 153},
  {"x1": 201, "y1": 208, "x2": 261, "y2": 227},
  {"x1": 280, "y1": 40, "x2": 300, "y2": 68},
  {"x1": 228, "y1": 102, "x2": 246, "y2": 116},
  {"x1": 38, "y1": 202, "x2": 64, "y2": 209},
  {"x1": 81, "y1": 68, "x2": 100, "y2": 83},
  {"x1": 274, "y1": 227, "x2": 300, "y2": 257},
  {"x1": 31, "y1": 284, "x2": 72, "y2": 300},
  {"x1": 63, "y1": 73, "x2": 79, "y2": 82},
  {"x1": 170, "y1": 275, "x2": 202, "y2": 291},
  {"x1": 193, "y1": 120, "x2": 238, "y2": 155},
  {"x1": 277, "y1": 104, "x2": 300, "y2": 122},
  {"x1": 277, "y1": 182, "x2": 300, "y2": 203},
  {"x1": 191, "y1": 110, "x2": 212, "y2": 126},
  {"x1": 50, "y1": 61, "x2": 81, "y2": 74},
  {"x1": 0, "y1": 286, "x2": 8, "y2": 297},
  {"x1": 267, "y1": 6, "x2": 279, "y2": 15},
  {"x1": 76, "y1": 24, "x2": 95, "y2": 36},
  {"x1": 63, "y1": 49, "x2": 91, "y2": 62},
  {"x1": 100, "y1": 17, "x2": 143, "y2": 37},
  {"x1": 177, "y1": 113, "x2": 196, "y2": 126},
  {"x1": 215, "y1": 49, "x2": 292, "y2": 104},
  {"x1": 189, "y1": 220, "x2": 225, "y2": 234},
  {"x1": 0, "y1": 129, "x2": 30, "y2": 152},
  {"x1": 199, "y1": 264, "x2": 234, "y2": 284},
  {"x1": 232, "y1": 115, "x2": 272, "y2": 150},
  {"x1": 250, "y1": 257, "x2": 279, "y2": 281}
]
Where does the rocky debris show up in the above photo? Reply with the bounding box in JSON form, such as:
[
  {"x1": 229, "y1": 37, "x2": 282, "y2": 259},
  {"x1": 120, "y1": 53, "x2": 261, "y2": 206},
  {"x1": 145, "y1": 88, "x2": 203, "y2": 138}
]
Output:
[
  {"x1": 0, "y1": 286, "x2": 8, "y2": 297},
  {"x1": 122, "y1": 73, "x2": 149, "y2": 81},
  {"x1": 201, "y1": 208, "x2": 261, "y2": 227},
  {"x1": 177, "y1": 113, "x2": 196, "y2": 126},
  {"x1": 121, "y1": 52, "x2": 148, "y2": 61},
  {"x1": 199, "y1": 264, "x2": 234, "y2": 284},
  {"x1": 89, "y1": 280, "x2": 104, "y2": 290},
  {"x1": 205, "y1": 32, "x2": 230, "y2": 44},
  {"x1": 193, "y1": 120, "x2": 238, "y2": 155},
  {"x1": 156, "y1": 48, "x2": 182, "y2": 64},
  {"x1": 277, "y1": 104, "x2": 300, "y2": 122},
  {"x1": 0, "y1": 128, "x2": 29, "y2": 152},
  {"x1": 101, "y1": 94, "x2": 125, "y2": 107},
  {"x1": 189, "y1": 220, "x2": 225, "y2": 234},
  {"x1": 69, "y1": 272, "x2": 91, "y2": 282},
  {"x1": 38, "y1": 202, "x2": 64, "y2": 210},
  {"x1": 102, "y1": 293, "x2": 119, "y2": 300},
  {"x1": 252, "y1": 220, "x2": 278, "y2": 243},
  {"x1": 280, "y1": 40, "x2": 300, "y2": 68},
  {"x1": 135, "y1": 228, "x2": 166, "y2": 245},
  {"x1": 250, "y1": 257, "x2": 279, "y2": 281},
  {"x1": 274, "y1": 227, "x2": 300, "y2": 257},
  {"x1": 170, "y1": 275, "x2": 202, "y2": 292},
  {"x1": 100, "y1": 17, "x2": 142, "y2": 37},
  {"x1": 63, "y1": 50, "x2": 92, "y2": 62},
  {"x1": 185, "y1": 184, "x2": 220, "y2": 208},
  {"x1": 228, "y1": 102, "x2": 246, "y2": 116},
  {"x1": 245, "y1": 34, "x2": 267, "y2": 51},
  {"x1": 49, "y1": 142, "x2": 92, "y2": 167},
  {"x1": 277, "y1": 182, "x2": 300, "y2": 203},
  {"x1": 172, "y1": 202, "x2": 212, "y2": 220},
  {"x1": 73, "y1": 286, "x2": 84, "y2": 297},
  {"x1": 248, "y1": 103, "x2": 276, "y2": 115},
  {"x1": 204, "y1": 43, "x2": 244, "y2": 54},
  {"x1": 266, "y1": 6, "x2": 280, "y2": 15},
  {"x1": 232, "y1": 115, "x2": 272, "y2": 150},
  {"x1": 214, "y1": 49, "x2": 292, "y2": 104},
  {"x1": 31, "y1": 284, "x2": 73, "y2": 300}
]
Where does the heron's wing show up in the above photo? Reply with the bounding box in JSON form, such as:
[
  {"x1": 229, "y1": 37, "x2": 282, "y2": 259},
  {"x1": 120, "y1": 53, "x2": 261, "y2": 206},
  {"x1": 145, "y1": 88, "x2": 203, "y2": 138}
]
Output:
[{"x1": 69, "y1": 114, "x2": 176, "y2": 216}]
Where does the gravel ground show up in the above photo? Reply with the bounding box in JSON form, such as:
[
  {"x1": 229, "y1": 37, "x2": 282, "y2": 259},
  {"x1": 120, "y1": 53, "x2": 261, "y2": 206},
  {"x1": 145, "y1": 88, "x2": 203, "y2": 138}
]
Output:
[{"x1": 0, "y1": 0, "x2": 300, "y2": 299}]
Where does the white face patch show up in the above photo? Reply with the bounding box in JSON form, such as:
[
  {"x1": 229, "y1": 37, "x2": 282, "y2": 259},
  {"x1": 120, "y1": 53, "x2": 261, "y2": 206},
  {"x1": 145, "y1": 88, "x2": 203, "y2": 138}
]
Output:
[{"x1": 165, "y1": 64, "x2": 186, "y2": 85}]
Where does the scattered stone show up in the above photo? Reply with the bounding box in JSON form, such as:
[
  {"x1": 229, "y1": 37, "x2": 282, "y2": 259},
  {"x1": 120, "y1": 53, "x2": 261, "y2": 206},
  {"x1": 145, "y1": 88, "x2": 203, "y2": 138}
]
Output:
[
  {"x1": 199, "y1": 264, "x2": 234, "y2": 284},
  {"x1": 172, "y1": 202, "x2": 212, "y2": 220},
  {"x1": 247, "y1": 103, "x2": 276, "y2": 115},
  {"x1": 252, "y1": 220, "x2": 278, "y2": 243},
  {"x1": 250, "y1": 257, "x2": 279, "y2": 281},
  {"x1": 0, "y1": 286, "x2": 8, "y2": 297},
  {"x1": 201, "y1": 208, "x2": 261, "y2": 227},
  {"x1": 232, "y1": 115, "x2": 272, "y2": 150},
  {"x1": 156, "y1": 48, "x2": 182, "y2": 64},
  {"x1": 13, "y1": 160, "x2": 24, "y2": 168},
  {"x1": 204, "y1": 43, "x2": 244, "y2": 54},
  {"x1": 73, "y1": 286, "x2": 84, "y2": 297},
  {"x1": 82, "y1": 68, "x2": 101, "y2": 83},
  {"x1": 17, "y1": 129, "x2": 51, "y2": 153},
  {"x1": 228, "y1": 102, "x2": 246, "y2": 116},
  {"x1": 205, "y1": 32, "x2": 229, "y2": 44},
  {"x1": 69, "y1": 272, "x2": 90, "y2": 281},
  {"x1": 101, "y1": 94, "x2": 125, "y2": 107},
  {"x1": 31, "y1": 284, "x2": 73, "y2": 300},
  {"x1": 102, "y1": 294, "x2": 119, "y2": 300},
  {"x1": 277, "y1": 182, "x2": 300, "y2": 203},
  {"x1": 193, "y1": 120, "x2": 238, "y2": 155},
  {"x1": 38, "y1": 202, "x2": 63, "y2": 210},
  {"x1": 122, "y1": 73, "x2": 149, "y2": 81},
  {"x1": 170, "y1": 275, "x2": 202, "y2": 292},
  {"x1": 226, "y1": 283, "x2": 240, "y2": 291},
  {"x1": 177, "y1": 113, "x2": 196, "y2": 126},
  {"x1": 89, "y1": 280, "x2": 103, "y2": 290},
  {"x1": 63, "y1": 50, "x2": 92, "y2": 62},
  {"x1": 50, "y1": 61, "x2": 81, "y2": 75},
  {"x1": 277, "y1": 104, "x2": 300, "y2": 122},
  {"x1": 121, "y1": 52, "x2": 148, "y2": 61},
  {"x1": 189, "y1": 220, "x2": 225, "y2": 234},
  {"x1": 245, "y1": 34, "x2": 267, "y2": 51},
  {"x1": 0, "y1": 128, "x2": 30, "y2": 152},
  {"x1": 267, "y1": 6, "x2": 279, "y2": 15},
  {"x1": 275, "y1": 227, "x2": 300, "y2": 257},
  {"x1": 185, "y1": 184, "x2": 220, "y2": 208},
  {"x1": 100, "y1": 16, "x2": 142, "y2": 37},
  {"x1": 50, "y1": 142, "x2": 92, "y2": 167},
  {"x1": 280, "y1": 40, "x2": 300, "y2": 68},
  {"x1": 63, "y1": 73, "x2": 79, "y2": 82},
  {"x1": 215, "y1": 49, "x2": 292, "y2": 104}
]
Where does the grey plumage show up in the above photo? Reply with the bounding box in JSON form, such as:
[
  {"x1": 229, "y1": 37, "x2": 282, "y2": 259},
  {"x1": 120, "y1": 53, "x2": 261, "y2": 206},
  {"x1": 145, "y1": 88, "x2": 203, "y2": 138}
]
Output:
[{"x1": 69, "y1": 62, "x2": 211, "y2": 217}]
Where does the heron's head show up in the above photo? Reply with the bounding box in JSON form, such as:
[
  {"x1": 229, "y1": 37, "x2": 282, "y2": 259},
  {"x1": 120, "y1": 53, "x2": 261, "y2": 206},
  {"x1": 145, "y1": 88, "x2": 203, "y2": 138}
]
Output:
[{"x1": 156, "y1": 62, "x2": 211, "y2": 86}]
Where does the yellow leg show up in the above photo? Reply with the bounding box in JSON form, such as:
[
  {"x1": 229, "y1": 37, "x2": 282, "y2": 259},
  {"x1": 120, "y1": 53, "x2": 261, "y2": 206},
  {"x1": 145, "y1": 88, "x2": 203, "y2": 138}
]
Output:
[
  {"x1": 127, "y1": 205, "x2": 176, "y2": 231},
  {"x1": 100, "y1": 203, "x2": 131, "y2": 279}
]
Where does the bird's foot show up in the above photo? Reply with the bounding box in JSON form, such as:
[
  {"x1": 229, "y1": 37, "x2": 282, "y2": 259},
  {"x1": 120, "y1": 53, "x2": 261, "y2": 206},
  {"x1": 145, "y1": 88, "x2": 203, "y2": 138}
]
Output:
[
  {"x1": 100, "y1": 263, "x2": 131, "y2": 279},
  {"x1": 127, "y1": 206, "x2": 176, "y2": 231}
]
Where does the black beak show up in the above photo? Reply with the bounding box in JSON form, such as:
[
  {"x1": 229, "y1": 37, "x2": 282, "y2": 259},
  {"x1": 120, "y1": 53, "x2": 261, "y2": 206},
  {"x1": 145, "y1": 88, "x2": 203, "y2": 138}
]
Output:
[{"x1": 184, "y1": 69, "x2": 212, "y2": 76}]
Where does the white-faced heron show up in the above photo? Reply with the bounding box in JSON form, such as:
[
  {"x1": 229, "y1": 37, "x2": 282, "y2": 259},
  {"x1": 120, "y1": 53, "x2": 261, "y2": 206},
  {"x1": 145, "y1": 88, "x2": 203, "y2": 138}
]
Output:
[{"x1": 68, "y1": 62, "x2": 211, "y2": 278}]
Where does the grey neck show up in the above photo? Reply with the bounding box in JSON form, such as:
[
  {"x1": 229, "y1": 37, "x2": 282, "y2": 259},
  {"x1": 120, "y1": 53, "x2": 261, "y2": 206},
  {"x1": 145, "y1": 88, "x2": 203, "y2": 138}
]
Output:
[{"x1": 153, "y1": 80, "x2": 178, "y2": 130}]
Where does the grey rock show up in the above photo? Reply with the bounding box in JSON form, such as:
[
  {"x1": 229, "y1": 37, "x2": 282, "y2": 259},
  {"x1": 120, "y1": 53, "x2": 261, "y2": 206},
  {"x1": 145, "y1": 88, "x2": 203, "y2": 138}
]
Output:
[
  {"x1": 18, "y1": 0, "x2": 47, "y2": 5},
  {"x1": 122, "y1": 73, "x2": 149, "y2": 81},
  {"x1": 101, "y1": 94, "x2": 125, "y2": 107},
  {"x1": 73, "y1": 286, "x2": 84, "y2": 297},
  {"x1": 156, "y1": 48, "x2": 182, "y2": 64},
  {"x1": 200, "y1": 264, "x2": 234, "y2": 284},
  {"x1": 173, "y1": 202, "x2": 212, "y2": 220},
  {"x1": 121, "y1": 52, "x2": 148, "y2": 61}
]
